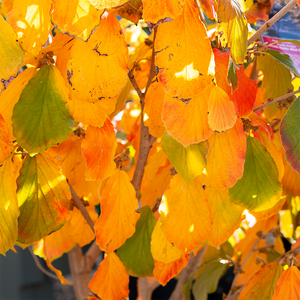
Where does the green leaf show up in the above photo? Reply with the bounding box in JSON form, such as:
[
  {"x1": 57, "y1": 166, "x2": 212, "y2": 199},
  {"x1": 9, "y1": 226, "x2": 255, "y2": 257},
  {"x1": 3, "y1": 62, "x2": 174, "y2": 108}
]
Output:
[
  {"x1": 217, "y1": 0, "x2": 248, "y2": 65},
  {"x1": 280, "y1": 96, "x2": 300, "y2": 174},
  {"x1": 192, "y1": 260, "x2": 226, "y2": 300},
  {"x1": 227, "y1": 58, "x2": 238, "y2": 94},
  {"x1": 229, "y1": 137, "x2": 282, "y2": 212},
  {"x1": 117, "y1": 206, "x2": 156, "y2": 277},
  {"x1": 266, "y1": 49, "x2": 300, "y2": 78},
  {"x1": 17, "y1": 152, "x2": 71, "y2": 244},
  {"x1": 12, "y1": 65, "x2": 74, "y2": 156},
  {"x1": 161, "y1": 133, "x2": 209, "y2": 184}
]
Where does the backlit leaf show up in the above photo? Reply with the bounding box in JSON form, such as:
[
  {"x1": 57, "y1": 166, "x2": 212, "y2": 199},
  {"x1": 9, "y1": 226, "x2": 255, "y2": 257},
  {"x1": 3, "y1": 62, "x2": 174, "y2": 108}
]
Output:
[
  {"x1": 216, "y1": 0, "x2": 248, "y2": 65},
  {"x1": 208, "y1": 85, "x2": 237, "y2": 132},
  {"x1": 272, "y1": 266, "x2": 300, "y2": 300},
  {"x1": 117, "y1": 206, "x2": 156, "y2": 277},
  {"x1": 162, "y1": 84, "x2": 213, "y2": 147},
  {"x1": 0, "y1": 15, "x2": 23, "y2": 92},
  {"x1": 155, "y1": 0, "x2": 213, "y2": 98},
  {"x1": 229, "y1": 137, "x2": 282, "y2": 212},
  {"x1": 0, "y1": 158, "x2": 19, "y2": 255},
  {"x1": 206, "y1": 118, "x2": 246, "y2": 189},
  {"x1": 81, "y1": 121, "x2": 117, "y2": 181},
  {"x1": 280, "y1": 96, "x2": 300, "y2": 174},
  {"x1": 12, "y1": 65, "x2": 74, "y2": 155},
  {"x1": 0, "y1": 114, "x2": 13, "y2": 164},
  {"x1": 87, "y1": 0, "x2": 128, "y2": 9},
  {"x1": 159, "y1": 174, "x2": 212, "y2": 253},
  {"x1": 17, "y1": 152, "x2": 71, "y2": 243},
  {"x1": 151, "y1": 220, "x2": 184, "y2": 263},
  {"x1": 161, "y1": 133, "x2": 209, "y2": 183},
  {"x1": 51, "y1": 0, "x2": 103, "y2": 41},
  {"x1": 207, "y1": 188, "x2": 243, "y2": 247},
  {"x1": 238, "y1": 261, "x2": 283, "y2": 300},
  {"x1": 142, "y1": 0, "x2": 184, "y2": 23},
  {"x1": 89, "y1": 252, "x2": 129, "y2": 300},
  {"x1": 7, "y1": 0, "x2": 52, "y2": 56},
  {"x1": 67, "y1": 10, "x2": 128, "y2": 101},
  {"x1": 95, "y1": 169, "x2": 139, "y2": 252},
  {"x1": 153, "y1": 254, "x2": 190, "y2": 286},
  {"x1": 145, "y1": 150, "x2": 168, "y2": 182}
]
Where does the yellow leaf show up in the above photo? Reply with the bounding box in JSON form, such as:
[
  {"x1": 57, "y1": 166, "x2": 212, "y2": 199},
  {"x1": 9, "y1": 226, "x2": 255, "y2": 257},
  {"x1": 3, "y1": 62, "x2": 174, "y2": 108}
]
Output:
[
  {"x1": 7, "y1": 0, "x2": 52, "y2": 56},
  {"x1": 151, "y1": 221, "x2": 184, "y2": 263},
  {"x1": 159, "y1": 174, "x2": 212, "y2": 253},
  {"x1": 87, "y1": 0, "x2": 128, "y2": 9},
  {"x1": 0, "y1": 114, "x2": 13, "y2": 164},
  {"x1": 155, "y1": 0, "x2": 213, "y2": 98},
  {"x1": 51, "y1": 0, "x2": 103, "y2": 41},
  {"x1": 0, "y1": 15, "x2": 23, "y2": 92},
  {"x1": 88, "y1": 252, "x2": 129, "y2": 300},
  {"x1": 94, "y1": 169, "x2": 139, "y2": 252},
  {"x1": 145, "y1": 149, "x2": 168, "y2": 182}
]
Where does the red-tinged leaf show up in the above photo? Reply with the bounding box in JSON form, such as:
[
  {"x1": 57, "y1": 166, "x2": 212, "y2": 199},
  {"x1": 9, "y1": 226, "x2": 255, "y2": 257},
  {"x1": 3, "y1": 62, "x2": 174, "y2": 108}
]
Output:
[
  {"x1": 0, "y1": 114, "x2": 12, "y2": 164},
  {"x1": 238, "y1": 262, "x2": 283, "y2": 300},
  {"x1": 89, "y1": 252, "x2": 129, "y2": 300},
  {"x1": 153, "y1": 254, "x2": 190, "y2": 286},
  {"x1": 162, "y1": 85, "x2": 213, "y2": 147},
  {"x1": 94, "y1": 169, "x2": 139, "y2": 252},
  {"x1": 67, "y1": 10, "x2": 128, "y2": 102},
  {"x1": 0, "y1": 158, "x2": 19, "y2": 255},
  {"x1": 17, "y1": 152, "x2": 71, "y2": 244},
  {"x1": 207, "y1": 188, "x2": 243, "y2": 247},
  {"x1": 245, "y1": 3, "x2": 268, "y2": 24},
  {"x1": 208, "y1": 86, "x2": 237, "y2": 132},
  {"x1": 249, "y1": 113, "x2": 273, "y2": 139},
  {"x1": 159, "y1": 174, "x2": 212, "y2": 253},
  {"x1": 81, "y1": 121, "x2": 117, "y2": 181},
  {"x1": 272, "y1": 266, "x2": 300, "y2": 300},
  {"x1": 155, "y1": 0, "x2": 213, "y2": 98},
  {"x1": 206, "y1": 118, "x2": 246, "y2": 189},
  {"x1": 197, "y1": 0, "x2": 217, "y2": 20},
  {"x1": 144, "y1": 80, "x2": 165, "y2": 138},
  {"x1": 46, "y1": 257, "x2": 72, "y2": 285},
  {"x1": 142, "y1": 0, "x2": 184, "y2": 23},
  {"x1": 214, "y1": 49, "x2": 231, "y2": 96}
]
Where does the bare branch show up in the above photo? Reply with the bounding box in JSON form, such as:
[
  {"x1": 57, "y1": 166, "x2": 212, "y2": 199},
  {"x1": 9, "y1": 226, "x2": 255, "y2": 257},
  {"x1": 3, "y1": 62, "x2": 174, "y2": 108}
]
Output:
[{"x1": 248, "y1": 0, "x2": 297, "y2": 45}]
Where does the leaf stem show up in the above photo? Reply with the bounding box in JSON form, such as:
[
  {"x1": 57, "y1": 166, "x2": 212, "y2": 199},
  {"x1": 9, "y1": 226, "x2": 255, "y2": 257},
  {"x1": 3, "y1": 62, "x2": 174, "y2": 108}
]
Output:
[
  {"x1": 253, "y1": 88, "x2": 300, "y2": 112},
  {"x1": 248, "y1": 0, "x2": 297, "y2": 46}
]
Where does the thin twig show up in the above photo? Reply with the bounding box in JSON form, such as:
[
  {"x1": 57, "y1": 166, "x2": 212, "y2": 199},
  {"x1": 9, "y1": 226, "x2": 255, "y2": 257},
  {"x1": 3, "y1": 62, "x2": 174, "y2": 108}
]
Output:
[
  {"x1": 275, "y1": 245, "x2": 300, "y2": 262},
  {"x1": 68, "y1": 182, "x2": 95, "y2": 232},
  {"x1": 248, "y1": 0, "x2": 297, "y2": 45},
  {"x1": 253, "y1": 88, "x2": 300, "y2": 112}
]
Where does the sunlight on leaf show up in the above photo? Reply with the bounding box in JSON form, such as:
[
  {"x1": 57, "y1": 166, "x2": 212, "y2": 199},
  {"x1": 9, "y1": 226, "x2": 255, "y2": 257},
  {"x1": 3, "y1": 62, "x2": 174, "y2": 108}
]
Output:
[{"x1": 0, "y1": 114, "x2": 13, "y2": 164}]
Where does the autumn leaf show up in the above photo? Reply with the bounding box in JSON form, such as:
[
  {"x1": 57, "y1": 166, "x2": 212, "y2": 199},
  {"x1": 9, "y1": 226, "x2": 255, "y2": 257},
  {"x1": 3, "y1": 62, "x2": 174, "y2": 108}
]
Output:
[
  {"x1": 117, "y1": 206, "x2": 156, "y2": 277},
  {"x1": 142, "y1": 0, "x2": 184, "y2": 23},
  {"x1": 161, "y1": 133, "x2": 209, "y2": 183},
  {"x1": 145, "y1": 149, "x2": 168, "y2": 182},
  {"x1": 159, "y1": 174, "x2": 212, "y2": 253},
  {"x1": 17, "y1": 152, "x2": 71, "y2": 243},
  {"x1": 238, "y1": 261, "x2": 283, "y2": 300},
  {"x1": 229, "y1": 137, "x2": 282, "y2": 212},
  {"x1": 12, "y1": 65, "x2": 74, "y2": 155},
  {"x1": 0, "y1": 15, "x2": 23, "y2": 92},
  {"x1": 0, "y1": 114, "x2": 13, "y2": 164},
  {"x1": 272, "y1": 266, "x2": 300, "y2": 300},
  {"x1": 81, "y1": 120, "x2": 117, "y2": 181},
  {"x1": 216, "y1": 0, "x2": 248, "y2": 65},
  {"x1": 94, "y1": 169, "x2": 139, "y2": 252},
  {"x1": 0, "y1": 158, "x2": 19, "y2": 255},
  {"x1": 89, "y1": 252, "x2": 129, "y2": 300},
  {"x1": 155, "y1": 0, "x2": 213, "y2": 98},
  {"x1": 87, "y1": 0, "x2": 128, "y2": 9},
  {"x1": 51, "y1": 0, "x2": 103, "y2": 41}
]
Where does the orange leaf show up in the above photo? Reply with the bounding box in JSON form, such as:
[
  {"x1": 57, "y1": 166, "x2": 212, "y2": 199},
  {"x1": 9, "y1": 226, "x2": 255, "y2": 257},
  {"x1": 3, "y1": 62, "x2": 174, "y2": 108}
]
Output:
[
  {"x1": 46, "y1": 257, "x2": 72, "y2": 285},
  {"x1": 67, "y1": 10, "x2": 128, "y2": 101},
  {"x1": 87, "y1": 0, "x2": 128, "y2": 9},
  {"x1": 207, "y1": 188, "x2": 243, "y2": 247},
  {"x1": 208, "y1": 85, "x2": 237, "y2": 132},
  {"x1": 0, "y1": 114, "x2": 12, "y2": 164},
  {"x1": 245, "y1": 4, "x2": 268, "y2": 24},
  {"x1": 272, "y1": 266, "x2": 300, "y2": 300},
  {"x1": 154, "y1": 254, "x2": 190, "y2": 286},
  {"x1": 282, "y1": 151, "x2": 300, "y2": 197},
  {"x1": 238, "y1": 262, "x2": 283, "y2": 300},
  {"x1": 81, "y1": 121, "x2": 117, "y2": 181},
  {"x1": 94, "y1": 169, "x2": 139, "y2": 252},
  {"x1": 155, "y1": 0, "x2": 213, "y2": 98},
  {"x1": 88, "y1": 252, "x2": 129, "y2": 300},
  {"x1": 214, "y1": 49, "x2": 231, "y2": 96},
  {"x1": 159, "y1": 174, "x2": 212, "y2": 253},
  {"x1": 144, "y1": 80, "x2": 166, "y2": 138},
  {"x1": 162, "y1": 84, "x2": 213, "y2": 147},
  {"x1": 206, "y1": 117, "x2": 246, "y2": 189},
  {"x1": 142, "y1": 0, "x2": 184, "y2": 23},
  {"x1": 145, "y1": 150, "x2": 168, "y2": 182}
]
